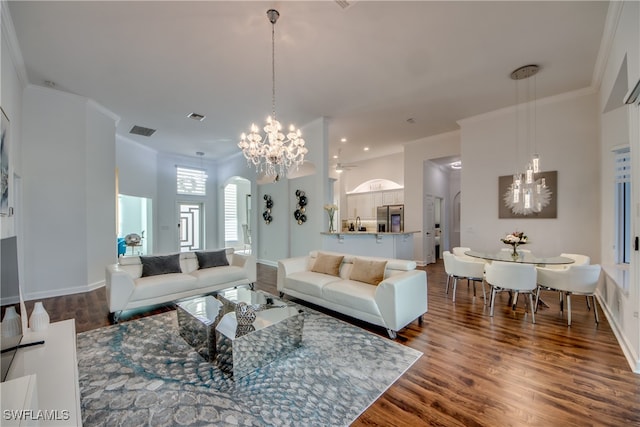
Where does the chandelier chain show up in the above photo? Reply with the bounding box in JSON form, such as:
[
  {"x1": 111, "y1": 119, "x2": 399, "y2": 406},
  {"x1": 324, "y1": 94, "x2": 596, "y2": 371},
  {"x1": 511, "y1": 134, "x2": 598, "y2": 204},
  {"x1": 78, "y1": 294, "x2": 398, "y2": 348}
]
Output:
[
  {"x1": 271, "y1": 18, "x2": 276, "y2": 121},
  {"x1": 237, "y1": 9, "x2": 308, "y2": 178}
]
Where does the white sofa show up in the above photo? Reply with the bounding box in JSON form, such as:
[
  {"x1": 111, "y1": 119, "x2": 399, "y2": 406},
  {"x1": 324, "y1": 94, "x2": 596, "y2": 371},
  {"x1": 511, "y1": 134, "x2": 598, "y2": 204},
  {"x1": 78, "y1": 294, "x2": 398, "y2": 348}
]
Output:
[
  {"x1": 106, "y1": 248, "x2": 256, "y2": 322},
  {"x1": 277, "y1": 251, "x2": 428, "y2": 339}
]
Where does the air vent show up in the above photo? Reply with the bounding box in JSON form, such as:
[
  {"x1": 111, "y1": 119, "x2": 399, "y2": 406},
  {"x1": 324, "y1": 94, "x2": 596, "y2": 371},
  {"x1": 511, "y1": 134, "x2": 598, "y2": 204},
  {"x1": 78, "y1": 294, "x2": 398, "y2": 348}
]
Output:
[
  {"x1": 335, "y1": 0, "x2": 358, "y2": 9},
  {"x1": 129, "y1": 125, "x2": 156, "y2": 137},
  {"x1": 188, "y1": 112, "x2": 206, "y2": 121}
]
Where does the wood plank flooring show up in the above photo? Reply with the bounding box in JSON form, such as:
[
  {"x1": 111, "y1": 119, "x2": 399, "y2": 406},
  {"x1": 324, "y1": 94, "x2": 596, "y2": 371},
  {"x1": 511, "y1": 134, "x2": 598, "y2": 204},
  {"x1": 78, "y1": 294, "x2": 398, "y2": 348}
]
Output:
[{"x1": 25, "y1": 260, "x2": 640, "y2": 426}]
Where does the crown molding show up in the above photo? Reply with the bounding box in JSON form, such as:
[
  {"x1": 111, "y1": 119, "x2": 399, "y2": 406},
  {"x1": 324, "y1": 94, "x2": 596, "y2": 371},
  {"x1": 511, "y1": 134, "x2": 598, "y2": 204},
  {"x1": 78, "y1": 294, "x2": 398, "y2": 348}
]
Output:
[
  {"x1": 1, "y1": 0, "x2": 29, "y2": 87},
  {"x1": 591, "y1": 0, "x2": 625, "y2": 89},
  {"x1": 457, "y1": 86, "x2": 598, "y2": 127}
]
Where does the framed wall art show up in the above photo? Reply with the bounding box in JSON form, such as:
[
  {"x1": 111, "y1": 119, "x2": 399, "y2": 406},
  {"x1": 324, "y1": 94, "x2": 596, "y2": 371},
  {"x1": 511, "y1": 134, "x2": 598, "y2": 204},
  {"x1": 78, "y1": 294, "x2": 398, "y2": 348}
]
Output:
[
  {"x1": 1, "y1": 107, "x2": 10, "y2": 216},
  {"x1": 498, "y1": 171, "x2": 558, "y2": 219}
]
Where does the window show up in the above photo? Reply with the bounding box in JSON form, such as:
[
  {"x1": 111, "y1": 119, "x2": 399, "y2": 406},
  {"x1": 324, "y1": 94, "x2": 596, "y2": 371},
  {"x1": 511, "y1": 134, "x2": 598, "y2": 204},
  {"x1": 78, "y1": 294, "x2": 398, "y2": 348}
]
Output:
[
  {"x1": 614, "y1": 148, "x2": 631, "y2": 264},
  {"x1": 176, "y1": 167, "x2": 207, "y2": 196},
  {"x1": 224, "y1": 183, "x2": 238, "y2": 242}
]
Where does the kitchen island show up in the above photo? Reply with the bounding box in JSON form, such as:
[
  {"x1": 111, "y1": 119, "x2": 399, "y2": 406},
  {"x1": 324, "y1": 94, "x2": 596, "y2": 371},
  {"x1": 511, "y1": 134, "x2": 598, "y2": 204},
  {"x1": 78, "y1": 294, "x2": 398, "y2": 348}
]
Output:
[{"x1": 321, "y1": 231, "x2": 419, "y2": 260}]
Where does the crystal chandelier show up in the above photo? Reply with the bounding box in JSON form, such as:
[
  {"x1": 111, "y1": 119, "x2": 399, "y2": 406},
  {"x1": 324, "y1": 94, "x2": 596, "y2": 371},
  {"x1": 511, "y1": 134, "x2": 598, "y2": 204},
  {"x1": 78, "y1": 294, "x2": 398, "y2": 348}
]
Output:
[
  {"x1": 238, "y1": 9, "x2": 307, "y2": 178},
  {"x1": 504, "y1": 64, "x2": 551, "y2": 216}
]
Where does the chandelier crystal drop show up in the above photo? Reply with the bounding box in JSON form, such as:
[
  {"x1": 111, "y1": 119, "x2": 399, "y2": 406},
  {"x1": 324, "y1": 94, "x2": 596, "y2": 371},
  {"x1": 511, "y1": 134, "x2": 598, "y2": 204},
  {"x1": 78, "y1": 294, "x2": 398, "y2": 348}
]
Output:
[
  {"x1": 238, "y1": 9, "x2": 307, "y2": 178},
  {"x1": 504, "y1": 64, "x2": 551, "y2": 216}
]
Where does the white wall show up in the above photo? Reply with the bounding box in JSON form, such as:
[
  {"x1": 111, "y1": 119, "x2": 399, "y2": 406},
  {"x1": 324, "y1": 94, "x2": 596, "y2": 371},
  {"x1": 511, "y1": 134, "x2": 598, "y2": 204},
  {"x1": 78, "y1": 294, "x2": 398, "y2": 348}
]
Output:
[
  {"x1": 21, "y1": 85, "x2": 117, "y2": 299},
  {"x1": 458, "y1": 89, "x2": 600, "y2": 258},
  {"x1": 597, "y1": 0, "x2": 640, "y2": 372},
  {"x1": 116, "y1": 136, "x2": 158, "y2": 201},
  {"x1": 404, "y1": 131, "x2": 461, "y2": 263}
]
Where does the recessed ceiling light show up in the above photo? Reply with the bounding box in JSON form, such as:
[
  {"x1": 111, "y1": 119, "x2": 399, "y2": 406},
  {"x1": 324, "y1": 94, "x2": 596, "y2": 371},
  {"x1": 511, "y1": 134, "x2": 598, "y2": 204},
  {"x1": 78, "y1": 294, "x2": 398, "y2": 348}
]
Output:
[
  {"x1": 188, "y1": 112, "x2": 206, "y2": 121},
  {"x1": 340, "y1": 138, "x2": 347, "y2": 143},
  {"x1": 333, "y1": 155, "x2": 338, "y2": 159},
  {"x1": 450, "y1": 161, "x2": 462, "y2": 169},
  {"x1": 406, "y1": 118, "x2": 415, "y2": 124},
  {"x1": 363, "y1": 147, "x2": 369, "y2": 151}
]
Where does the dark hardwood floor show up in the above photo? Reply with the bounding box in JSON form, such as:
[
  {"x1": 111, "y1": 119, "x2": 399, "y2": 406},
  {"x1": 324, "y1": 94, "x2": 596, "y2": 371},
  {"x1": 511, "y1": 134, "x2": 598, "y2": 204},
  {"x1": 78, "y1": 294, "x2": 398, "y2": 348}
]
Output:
[{"x1": 31, "y1": 260, "x2": 640, "y2": 426}]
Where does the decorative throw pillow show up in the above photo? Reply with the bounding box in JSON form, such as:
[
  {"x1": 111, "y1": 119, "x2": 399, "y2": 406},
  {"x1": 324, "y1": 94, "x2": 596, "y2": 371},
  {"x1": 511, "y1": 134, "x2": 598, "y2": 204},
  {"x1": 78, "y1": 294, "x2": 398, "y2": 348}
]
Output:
[
  {"x1": 140, "y1": 254, "x2": 182, "y2": 277},
  {"x1": 311, "y1": 252, "x2": 344, "y2": 276},
  {"x1": 196, "y1": 249, "x2": 229, "y2": 269},
  {"x1": 350, "y1": 257, "x2": 387, "y2": 286}
]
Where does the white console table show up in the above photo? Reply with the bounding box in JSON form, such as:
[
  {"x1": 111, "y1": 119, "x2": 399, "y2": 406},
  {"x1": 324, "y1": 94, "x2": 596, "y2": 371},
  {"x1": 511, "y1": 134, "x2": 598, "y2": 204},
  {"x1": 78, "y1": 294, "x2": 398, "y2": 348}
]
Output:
[{"x1": 2, "y1": 320, "x2": 82, "y2": 426}]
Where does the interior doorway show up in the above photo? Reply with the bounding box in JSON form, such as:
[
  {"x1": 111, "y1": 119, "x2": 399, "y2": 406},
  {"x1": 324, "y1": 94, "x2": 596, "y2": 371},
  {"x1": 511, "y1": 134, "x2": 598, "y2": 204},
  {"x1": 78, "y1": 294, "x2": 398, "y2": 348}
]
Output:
[{"x1": 118, "y1": 194, "x2": 152, "y2": 255}]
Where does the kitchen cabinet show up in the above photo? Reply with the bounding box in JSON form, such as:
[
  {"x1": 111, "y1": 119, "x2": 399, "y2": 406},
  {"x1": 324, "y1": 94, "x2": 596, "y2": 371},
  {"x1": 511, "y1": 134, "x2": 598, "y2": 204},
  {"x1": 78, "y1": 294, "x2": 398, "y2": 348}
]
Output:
[{"x1": 345, "y1": 189, "x2": 404, "y2": 220}]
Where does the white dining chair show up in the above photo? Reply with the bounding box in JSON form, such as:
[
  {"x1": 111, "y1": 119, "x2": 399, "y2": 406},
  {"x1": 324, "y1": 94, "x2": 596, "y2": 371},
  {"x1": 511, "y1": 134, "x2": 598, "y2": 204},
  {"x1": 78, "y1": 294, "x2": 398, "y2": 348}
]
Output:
[
  {"x1": 444, "y1": 252, "x2": 487, "y2": 304},
  {"x1": 535, "y1": 264, "x2": 601, "y2": 326},
  {"x1": 485, "y1": 261, "x2": 537, "y2": 323},
  {"x1": 452, "y1": 247, "x2": 471, "y2": 257}
]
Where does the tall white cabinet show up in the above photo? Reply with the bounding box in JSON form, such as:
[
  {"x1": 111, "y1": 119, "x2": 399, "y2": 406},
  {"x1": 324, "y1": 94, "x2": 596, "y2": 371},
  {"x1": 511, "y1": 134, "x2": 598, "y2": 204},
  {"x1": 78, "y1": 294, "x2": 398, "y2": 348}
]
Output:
[{"x1": 1, "y1": 320, "x2": 82, "y2": 426}]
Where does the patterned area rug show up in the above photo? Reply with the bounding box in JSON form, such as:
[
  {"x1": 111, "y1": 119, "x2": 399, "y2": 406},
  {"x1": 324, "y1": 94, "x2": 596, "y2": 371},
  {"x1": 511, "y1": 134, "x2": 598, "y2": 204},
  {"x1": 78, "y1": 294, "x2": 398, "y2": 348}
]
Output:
[{"x1": 77, "y1": 304, "x2": 422, "y2": 426}]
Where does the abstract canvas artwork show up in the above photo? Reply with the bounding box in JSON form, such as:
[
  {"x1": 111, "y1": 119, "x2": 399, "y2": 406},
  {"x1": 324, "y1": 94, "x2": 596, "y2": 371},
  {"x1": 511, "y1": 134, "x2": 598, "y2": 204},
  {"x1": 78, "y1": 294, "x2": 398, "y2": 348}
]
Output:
[
  {"x1": 0, "y1": 108, "x2": 9, "y2": 216},
  {"x1": 498, "y1": 171, "x2": 558, "y2": 219}
]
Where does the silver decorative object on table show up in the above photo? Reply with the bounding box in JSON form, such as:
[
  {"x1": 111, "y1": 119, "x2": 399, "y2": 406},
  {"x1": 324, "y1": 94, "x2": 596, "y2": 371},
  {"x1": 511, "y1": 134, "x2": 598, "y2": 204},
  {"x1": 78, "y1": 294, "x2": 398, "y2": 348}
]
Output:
[
  {"x1": 215, "y1": 305, "x2": 304, "y2": 379},
  {"x1": 176, "y1": 296, "x2": 224, "y2": 362}
]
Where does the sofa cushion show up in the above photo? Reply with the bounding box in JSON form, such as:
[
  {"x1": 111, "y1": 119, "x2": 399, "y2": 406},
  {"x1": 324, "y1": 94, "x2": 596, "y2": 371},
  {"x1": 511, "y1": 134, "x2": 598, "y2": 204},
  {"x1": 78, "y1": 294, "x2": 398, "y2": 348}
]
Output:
[
  {"x1": 284, "y1": 271, "x2": 342, "y2": 298},
  {"x1": 131, "y1": 273, "x2": 197, "y2": 301},
  {"x1": 140, "y1": 254, "x2": 182, "y2": 277},
  {"x1": 189, "y1": 265, "x2": 247, "y2": 287},
  {"x1": 196, "y1": 249, "x2": 229, "y2": 269},
  {"x1": 322, "y1": 280, "x2": 381, "y2": 316},
  {"x1": 349, "y1": 257, "x2": 387, "y2": 286},
  {"x1": 311, "y1": 252, "x2": 344, "y2": 276}
]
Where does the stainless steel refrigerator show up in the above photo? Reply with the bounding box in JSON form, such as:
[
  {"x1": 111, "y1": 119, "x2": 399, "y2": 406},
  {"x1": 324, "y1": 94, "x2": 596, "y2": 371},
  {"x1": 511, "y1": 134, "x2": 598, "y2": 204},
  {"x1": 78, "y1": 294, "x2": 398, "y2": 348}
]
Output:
[{"x1": 376, "y1": 205, "x2": 404, "y2": 232}]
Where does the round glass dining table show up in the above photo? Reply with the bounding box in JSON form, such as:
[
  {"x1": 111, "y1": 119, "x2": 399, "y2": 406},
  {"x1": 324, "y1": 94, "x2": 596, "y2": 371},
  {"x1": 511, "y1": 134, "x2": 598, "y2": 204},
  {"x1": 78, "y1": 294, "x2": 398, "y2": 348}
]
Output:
[{"x1": 464, "y1": 250, "x2": 575, "y2": 265}]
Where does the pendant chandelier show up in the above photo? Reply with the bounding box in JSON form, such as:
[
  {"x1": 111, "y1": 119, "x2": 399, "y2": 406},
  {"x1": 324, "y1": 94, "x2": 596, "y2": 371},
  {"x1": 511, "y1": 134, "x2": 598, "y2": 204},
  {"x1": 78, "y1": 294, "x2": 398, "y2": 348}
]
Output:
[
  {"x1": 238, "y1": 9, "x2": 307, "y2": 178},
  {"x1": 504, "y1": 64, "x2": 551, "y2": 215}
]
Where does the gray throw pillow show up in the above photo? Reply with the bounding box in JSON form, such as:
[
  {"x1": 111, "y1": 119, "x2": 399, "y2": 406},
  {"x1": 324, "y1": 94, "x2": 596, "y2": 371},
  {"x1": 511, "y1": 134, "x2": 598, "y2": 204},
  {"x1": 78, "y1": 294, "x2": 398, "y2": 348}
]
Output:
[
  {"x1": 196, "y1": 250, "x2": 229, "y2": 269},
  {"x1": 140, "y1": 254, "x2": 182, "y2": 277}
]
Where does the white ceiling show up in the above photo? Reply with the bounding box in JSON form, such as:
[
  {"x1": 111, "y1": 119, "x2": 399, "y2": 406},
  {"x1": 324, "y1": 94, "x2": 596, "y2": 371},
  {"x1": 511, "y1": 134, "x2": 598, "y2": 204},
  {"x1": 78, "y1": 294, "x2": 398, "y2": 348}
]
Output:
[{"x1": 7, "y1": 1, "x2": 609, "y2": 165}]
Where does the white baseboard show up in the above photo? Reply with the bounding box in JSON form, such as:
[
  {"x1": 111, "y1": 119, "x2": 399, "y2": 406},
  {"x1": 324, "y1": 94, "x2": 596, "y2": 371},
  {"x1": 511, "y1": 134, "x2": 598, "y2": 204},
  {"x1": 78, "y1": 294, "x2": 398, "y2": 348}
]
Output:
[
  {"x1": 258, "y1": 259, "x2": 277, "y2": 268},
  {"x1": 595, "y1": 292, "x2": 640, "y2": 374},
  {"x1": 23, "y1": 280, "x2": 105, "y2": 302}
]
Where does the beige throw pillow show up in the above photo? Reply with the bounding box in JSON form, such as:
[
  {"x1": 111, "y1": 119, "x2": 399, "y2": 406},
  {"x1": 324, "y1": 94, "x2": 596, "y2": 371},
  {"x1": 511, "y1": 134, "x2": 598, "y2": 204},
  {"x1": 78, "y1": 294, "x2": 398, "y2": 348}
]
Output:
[
  {"x1": 350, "y1": 257, "x2": 387, "y2": 286},
  {"x1": 311, "y1": 252, "x2": 344, "y2": 276}
]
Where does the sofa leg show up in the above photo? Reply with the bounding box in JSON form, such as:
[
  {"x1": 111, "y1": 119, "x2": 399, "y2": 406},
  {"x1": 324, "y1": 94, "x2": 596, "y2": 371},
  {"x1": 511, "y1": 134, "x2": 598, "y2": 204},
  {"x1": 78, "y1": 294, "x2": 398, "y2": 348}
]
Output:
[
  {"x1": 386, "y1": 329, "x2": 398, "y2": 340},
  {"x1": 418, "y1": 315, "x2": 424, "y2": 325},
  {"x1": 249, "y1": 282, "x2": 255, "y2": 290}
]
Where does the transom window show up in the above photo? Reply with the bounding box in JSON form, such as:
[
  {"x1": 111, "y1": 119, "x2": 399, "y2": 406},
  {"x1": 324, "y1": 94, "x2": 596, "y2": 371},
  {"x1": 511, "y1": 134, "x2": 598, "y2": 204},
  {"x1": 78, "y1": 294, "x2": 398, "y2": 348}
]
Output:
[{"x1": 176, "y1": 166, "x2": 207, "y2": 196}]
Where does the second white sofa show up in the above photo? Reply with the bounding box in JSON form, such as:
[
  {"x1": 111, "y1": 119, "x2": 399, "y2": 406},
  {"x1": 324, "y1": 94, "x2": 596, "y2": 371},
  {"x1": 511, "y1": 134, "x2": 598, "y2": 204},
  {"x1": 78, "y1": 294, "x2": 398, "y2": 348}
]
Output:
[{"x1": 277, "y1": 250, "x2": 428, "y2": 338}]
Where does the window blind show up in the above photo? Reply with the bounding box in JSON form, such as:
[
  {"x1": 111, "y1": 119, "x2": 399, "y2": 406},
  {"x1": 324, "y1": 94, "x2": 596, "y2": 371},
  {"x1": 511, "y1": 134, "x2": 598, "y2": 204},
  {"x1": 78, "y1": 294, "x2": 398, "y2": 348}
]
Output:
[
  {"x1": 614, "y1": 148, "x2": 630, "y2": 184},
  {"x1": 176, "y1": 167, "x2": 207, "y2": 196},
  {"x1": 224, "y1": 184, "x2": 238, "y2": 241}
]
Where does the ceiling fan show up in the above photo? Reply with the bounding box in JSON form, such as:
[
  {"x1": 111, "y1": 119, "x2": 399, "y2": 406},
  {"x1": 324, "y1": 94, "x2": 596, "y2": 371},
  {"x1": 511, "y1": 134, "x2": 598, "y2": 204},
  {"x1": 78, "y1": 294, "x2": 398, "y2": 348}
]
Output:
[
  {"x1": 335, "y1": 162, "x2": 358, "y2": 173},
  {"x1": 334, "y1": 149, "x2": 357, "y2": 173}
]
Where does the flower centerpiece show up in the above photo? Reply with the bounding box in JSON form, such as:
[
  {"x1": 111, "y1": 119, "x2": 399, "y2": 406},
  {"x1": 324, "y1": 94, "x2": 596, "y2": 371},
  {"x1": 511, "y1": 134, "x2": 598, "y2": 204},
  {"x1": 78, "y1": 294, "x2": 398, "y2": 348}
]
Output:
[
  {"x1": 324, "y1": 204, "x2": 338, "y2": 233},
  {"x1": 501, "y1": 231, "x2": 528, "y2": 257}
]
